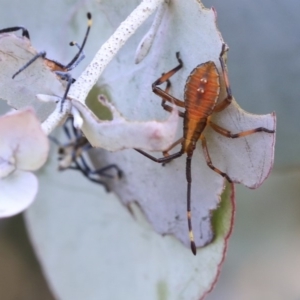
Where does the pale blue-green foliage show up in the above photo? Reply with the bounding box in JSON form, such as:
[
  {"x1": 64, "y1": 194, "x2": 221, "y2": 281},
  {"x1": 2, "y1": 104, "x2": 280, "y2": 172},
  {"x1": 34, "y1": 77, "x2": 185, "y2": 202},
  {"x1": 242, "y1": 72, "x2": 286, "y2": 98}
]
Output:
[{"x1": 1, "y1": 1, "x2": 298, "y2": 299}]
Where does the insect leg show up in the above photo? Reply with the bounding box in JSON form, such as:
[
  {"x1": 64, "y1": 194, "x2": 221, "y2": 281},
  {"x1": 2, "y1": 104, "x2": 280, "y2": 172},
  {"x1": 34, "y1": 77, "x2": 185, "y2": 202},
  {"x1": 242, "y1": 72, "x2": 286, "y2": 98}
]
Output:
[
  {"x1": 161, "y1": 103, "x2": 185, "y2": 117},
  {"x1": 55, "y1": 71, "x2": 73, "y2": 112},
  {"x1": 135, "y1": 148, "x2": 183, "y2": 163},
  {"x1": 63, "y1": 148, "x2": 112, "y2": 191},
  {"x1": 159, "y1": 75, "x2": 185, "y2": 117},
  {"x1": 208, "y1": 120, "x2": 275, "y2": 137},
  {"x1": 200, "y1": 135, "x2": 232, "y2": 182},
  {"x1": 152, "y1": 52, "x2": 185, "y2": 108},
  {"x1": 66, "y1": 132, "x2": 123, "y2": 179},
  {"x1": 88, "y1": 164, "x2": 123, "y2": 179},
  {"x1": 0, "y1": 26, "x2": 30, "y2": 39},
  {"x1": 69, "y1": 159, "x2": 111, "y2": 192},
  {"x1": 62, "y1": 118, "x2": 74, "y2": 140},
  {"x1": 213, "y1": 43, "x2": 233, "y2": 113},
  {"x1": 12, "y1": 51, "x2": 46, "y2": 79},
  {"x1": 75, "y1": 154, "x2": 112, "y2": 179},
  {"x1": 68, "y1": 42, "x2": 85, "y2": 71},
  {"x1": 162, "y1": 137, "x2": 184, "y2": 157}
]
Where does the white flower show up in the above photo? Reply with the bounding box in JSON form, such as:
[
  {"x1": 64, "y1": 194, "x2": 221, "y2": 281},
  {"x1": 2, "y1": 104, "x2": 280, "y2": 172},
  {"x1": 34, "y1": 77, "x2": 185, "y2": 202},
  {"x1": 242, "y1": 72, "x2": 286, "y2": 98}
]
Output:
[{"x1": 0, "y1": 109, "x2": 49, "y2": 217}]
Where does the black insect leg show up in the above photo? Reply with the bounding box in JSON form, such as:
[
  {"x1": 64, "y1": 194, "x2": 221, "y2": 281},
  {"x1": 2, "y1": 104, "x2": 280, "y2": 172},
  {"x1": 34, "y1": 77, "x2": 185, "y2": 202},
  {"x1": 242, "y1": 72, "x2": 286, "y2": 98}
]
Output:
[
  {"x1": 12, "y1": 51, "x2": 46, "y2": 79},
  {"x1": 55, "y1": 71, "x2": 73, "y2": 112},
  {"x1": 69, "y1": 159, "x2": 110, "y2": 192},
  {"x1": 67, "y1": 42, "x2": 85, "y2": 71},
  {"x1": 0, "y1": 26, "x2": 30, "y2": 39}
]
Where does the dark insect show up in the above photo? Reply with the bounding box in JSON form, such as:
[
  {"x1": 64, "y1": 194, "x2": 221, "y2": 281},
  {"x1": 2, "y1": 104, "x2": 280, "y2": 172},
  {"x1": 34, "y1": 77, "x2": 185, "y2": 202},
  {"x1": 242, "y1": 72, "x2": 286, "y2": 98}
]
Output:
[
  {"x1": 51, "y1": 117, "x2": 123, "y2": 193},
  {"x1": 0, "y1": 12, "x2": 92, "y2": 110},
  {"x1": 136, "y1": 44, "x2": 275, "y2": 255}
]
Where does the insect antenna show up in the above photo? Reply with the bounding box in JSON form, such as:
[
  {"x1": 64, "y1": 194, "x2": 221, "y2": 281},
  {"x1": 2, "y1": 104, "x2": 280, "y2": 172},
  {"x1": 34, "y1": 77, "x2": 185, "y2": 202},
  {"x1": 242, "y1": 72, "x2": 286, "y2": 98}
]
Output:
[
  {"x1": 186, "y1": 156, "x2": 197, "y2": 255},
  {"x1": 65, "y1": 12, "x2": 92, "y2": 70}
]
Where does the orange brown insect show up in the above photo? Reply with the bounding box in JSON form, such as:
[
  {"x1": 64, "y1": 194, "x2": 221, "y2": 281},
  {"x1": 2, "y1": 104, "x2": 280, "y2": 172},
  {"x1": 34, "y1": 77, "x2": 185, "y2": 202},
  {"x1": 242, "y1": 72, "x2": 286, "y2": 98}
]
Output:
[{"x1": 136, "y1": 44, "x2": 275, "y2": 255}]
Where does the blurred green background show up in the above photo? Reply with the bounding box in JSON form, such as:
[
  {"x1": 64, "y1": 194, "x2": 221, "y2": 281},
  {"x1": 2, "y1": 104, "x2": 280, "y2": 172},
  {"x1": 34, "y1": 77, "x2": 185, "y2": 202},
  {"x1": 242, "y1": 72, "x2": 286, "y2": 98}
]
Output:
[{"x1": 0, "y1": 0, "x2": 300, "y2": 299}]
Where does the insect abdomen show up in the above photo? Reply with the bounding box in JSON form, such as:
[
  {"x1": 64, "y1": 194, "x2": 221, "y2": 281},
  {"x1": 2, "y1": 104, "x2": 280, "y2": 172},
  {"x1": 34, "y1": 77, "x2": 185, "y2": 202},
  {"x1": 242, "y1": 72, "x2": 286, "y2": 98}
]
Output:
[
  {"x1": 184, "y1": 61, "x2": 220, "y2": 119},
  {"x1": 182, "y1": 61, "x2": 220, "y2": 152}
]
